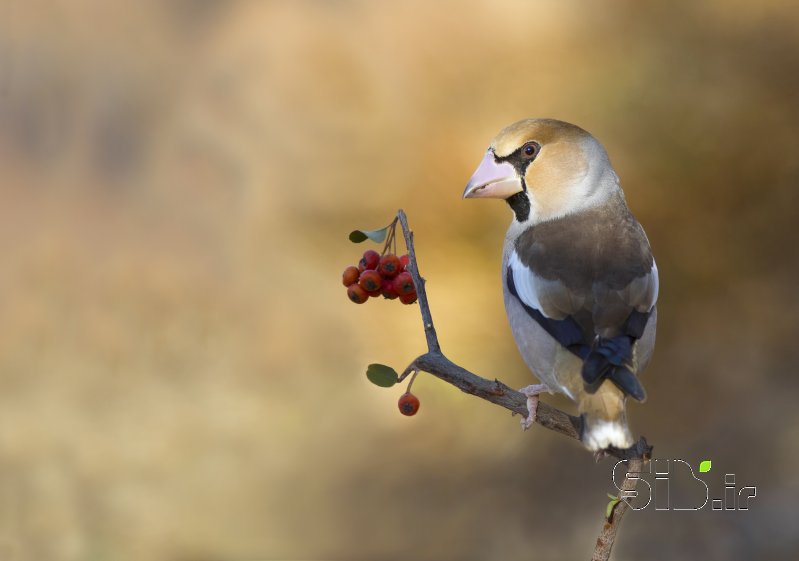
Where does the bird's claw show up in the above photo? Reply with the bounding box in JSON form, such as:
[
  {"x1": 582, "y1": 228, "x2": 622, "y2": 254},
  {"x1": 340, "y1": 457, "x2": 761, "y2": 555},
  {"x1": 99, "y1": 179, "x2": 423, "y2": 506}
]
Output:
[
  {"x1": 593, "y1": 449, "x2": 609, "y2": 463},
  {"x1": 518, "y1": 383, "x2": 551, "y2": 430}
]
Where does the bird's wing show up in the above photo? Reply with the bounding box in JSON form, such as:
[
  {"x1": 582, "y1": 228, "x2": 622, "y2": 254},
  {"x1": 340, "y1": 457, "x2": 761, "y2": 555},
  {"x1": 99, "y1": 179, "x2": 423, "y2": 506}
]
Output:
[
  {"x1": 508, "y1": 251, "x2": 659, "y2": 332},
  {"x1": 506, "y1": 204, "x2": 659, "y2": 401},
  {"x1": 508, "y1": 195, "x2": 658, "y2": 340},
  {"x1": 506, "y1": 250, "x2": 592, "y2": 357},
  {"x1": 507, "y1": 250, "x2": 658, "y2": 398}
]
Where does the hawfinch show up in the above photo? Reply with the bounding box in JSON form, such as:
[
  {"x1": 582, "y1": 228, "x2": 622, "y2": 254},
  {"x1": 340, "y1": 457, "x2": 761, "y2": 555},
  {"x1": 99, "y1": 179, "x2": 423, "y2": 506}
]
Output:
[{"x1": 463, "y1": 119, "x2": 658, "y2": 451}]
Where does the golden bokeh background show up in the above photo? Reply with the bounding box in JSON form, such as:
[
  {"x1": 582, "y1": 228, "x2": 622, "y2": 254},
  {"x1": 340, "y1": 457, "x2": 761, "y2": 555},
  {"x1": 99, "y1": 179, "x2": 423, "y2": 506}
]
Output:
[{"x1": 1, "y1": 1, "x2": 798, "y2": 560}]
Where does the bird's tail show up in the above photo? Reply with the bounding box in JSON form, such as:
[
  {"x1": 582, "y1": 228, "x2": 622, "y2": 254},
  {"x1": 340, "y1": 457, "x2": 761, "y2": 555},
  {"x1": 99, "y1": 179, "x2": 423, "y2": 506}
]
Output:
[
  {"x1": 582, "y1": 335, "x2": 647, "y2": 402},
  {"x1": 579, "y1": 380, "x2": 633, "y2": 451}
]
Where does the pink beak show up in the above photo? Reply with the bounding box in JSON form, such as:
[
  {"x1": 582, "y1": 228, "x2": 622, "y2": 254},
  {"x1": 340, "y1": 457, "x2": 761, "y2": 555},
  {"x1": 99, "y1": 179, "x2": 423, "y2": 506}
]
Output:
[{"x1": 462, "y1": 150, "x2": 523, "y2": 199}]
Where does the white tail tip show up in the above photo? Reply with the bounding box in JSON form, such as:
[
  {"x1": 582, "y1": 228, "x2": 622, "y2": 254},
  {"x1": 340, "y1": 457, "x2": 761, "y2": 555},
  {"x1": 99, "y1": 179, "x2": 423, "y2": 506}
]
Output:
[{"x1": 582, "y1": 420, "x2": 633, "y2": 451}]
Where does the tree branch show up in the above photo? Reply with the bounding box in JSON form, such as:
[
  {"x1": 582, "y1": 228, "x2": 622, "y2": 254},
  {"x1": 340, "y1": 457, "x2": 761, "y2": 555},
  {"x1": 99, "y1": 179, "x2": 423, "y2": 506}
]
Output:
[
  {"x1": 592, "y1": 457, "x2": 648, "y2": 561},
  {"x1": 394, "y1": 209, "x2": 653, "y2": 561}
]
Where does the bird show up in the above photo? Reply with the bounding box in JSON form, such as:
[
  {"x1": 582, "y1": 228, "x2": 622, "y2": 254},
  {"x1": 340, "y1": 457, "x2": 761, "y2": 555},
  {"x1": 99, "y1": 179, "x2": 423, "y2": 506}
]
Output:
[{"x1": 462, "y1": 118, "x2": 658, "y2": 451}]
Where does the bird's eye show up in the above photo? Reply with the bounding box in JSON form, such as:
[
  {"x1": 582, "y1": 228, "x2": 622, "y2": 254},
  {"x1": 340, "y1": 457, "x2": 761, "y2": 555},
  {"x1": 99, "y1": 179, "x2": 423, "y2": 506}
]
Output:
[{"x1": 522, "y1": 141, "x2": 540, "y2": 159}]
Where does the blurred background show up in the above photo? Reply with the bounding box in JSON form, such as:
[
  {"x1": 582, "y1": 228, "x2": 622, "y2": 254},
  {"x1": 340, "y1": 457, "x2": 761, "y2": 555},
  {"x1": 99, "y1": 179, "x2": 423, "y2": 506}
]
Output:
[{"x1": 1, "y1": 1, "x2": 798, "y2": 560}]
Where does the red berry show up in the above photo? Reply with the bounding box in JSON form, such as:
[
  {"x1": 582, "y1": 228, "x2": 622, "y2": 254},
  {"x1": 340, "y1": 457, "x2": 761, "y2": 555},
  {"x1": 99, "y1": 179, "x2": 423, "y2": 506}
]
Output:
[
  {"x1": 399, "y1": 254, "x2": 410, "y2": 271},
  {"x1": 359, "y1": 249, "x2": 380, "y2": 271},
  {"x1": 398, "y1": 392, "x2": 420, "y2": 416},
  {"x1": 347, "y1": 284, "x2": 369, "y2": 304},
  {"x1": 365, "y1": 288, "x2": 382, "y2": 298},
  {"x1": 381, "y1": 278, "x2": 398, "y2": 299},
  {"x1": 377, "y1": 254, "x2": 401, "y2": 278},
  {"x1": 394, "y1": 272, "x2": 415, "y2": 296},
  {"x1": 399, "y1": 290, "x2": 418, "y2": 305},
  {"x1": 359, "y1": 269, "x2": 382, "y2": 292},
  {"x1": 342, "y1": 266, "x2": 360, "y2": 287}
]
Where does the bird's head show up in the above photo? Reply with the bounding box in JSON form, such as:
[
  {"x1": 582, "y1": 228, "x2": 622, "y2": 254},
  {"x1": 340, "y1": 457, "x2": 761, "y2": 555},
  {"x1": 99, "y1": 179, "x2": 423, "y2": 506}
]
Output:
[{"x1": 462, "y1": 119, "x2": 618, "y2": 224}]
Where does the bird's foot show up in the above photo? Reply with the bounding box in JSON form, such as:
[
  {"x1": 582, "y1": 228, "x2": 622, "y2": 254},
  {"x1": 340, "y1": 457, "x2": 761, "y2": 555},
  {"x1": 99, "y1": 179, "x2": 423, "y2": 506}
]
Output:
[
  {"x1": 593, "y1": 449, "x2": 609, "y2": 463},
  {"x1": 518, "y1": 383, "x2": 552, "y2": 430}
]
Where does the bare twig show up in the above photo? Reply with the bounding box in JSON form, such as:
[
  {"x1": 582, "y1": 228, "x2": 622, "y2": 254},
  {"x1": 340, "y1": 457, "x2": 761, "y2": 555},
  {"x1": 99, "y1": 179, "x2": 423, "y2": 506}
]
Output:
[
  {"x1": 393, "y1": 209, "x2": 652, "y2": 561},
  {"x1": 397, "y1": 210, "x2": 440, "y2": 354},
  {"x1": 413, "y1": 351, "x2": 581, "y2": 440},
  {"x1": 592, "y1": 456, "x2": 650, "y2": 561}
]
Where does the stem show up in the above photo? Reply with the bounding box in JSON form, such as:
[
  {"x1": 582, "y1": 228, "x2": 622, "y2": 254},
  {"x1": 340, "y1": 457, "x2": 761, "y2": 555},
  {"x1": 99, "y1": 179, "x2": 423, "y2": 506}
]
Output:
[
  {"x1": 397, "y1": 210, "x2": 441, "y2": 354},
  {"x1": 405, "y1": 369, "x2": 420, "y2": 393},
  {"x1": 397, "y1": 361, "x2": 418, "y2": 384},
  {"x1": 381, "y1": 217, "x2": 399, "y2": 257},
  {"x1": 591, "y1": 457, "x2": 649, "y2": 561}
]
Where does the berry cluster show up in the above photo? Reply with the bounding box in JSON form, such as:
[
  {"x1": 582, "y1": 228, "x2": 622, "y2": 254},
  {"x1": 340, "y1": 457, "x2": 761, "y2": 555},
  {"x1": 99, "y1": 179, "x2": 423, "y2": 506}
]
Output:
[{"x1": 343, "y1": 249, "x2": 417, "y2": 305}]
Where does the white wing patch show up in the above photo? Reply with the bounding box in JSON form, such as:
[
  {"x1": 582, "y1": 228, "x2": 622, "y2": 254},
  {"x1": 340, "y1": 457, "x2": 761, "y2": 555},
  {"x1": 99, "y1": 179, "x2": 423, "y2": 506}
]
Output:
[
  {"x1": 508, "y1": 251, "x2": 546, "y2": 313},
  {"x1": 650, "y1": 260, "x2": 660, "y2": 307}
]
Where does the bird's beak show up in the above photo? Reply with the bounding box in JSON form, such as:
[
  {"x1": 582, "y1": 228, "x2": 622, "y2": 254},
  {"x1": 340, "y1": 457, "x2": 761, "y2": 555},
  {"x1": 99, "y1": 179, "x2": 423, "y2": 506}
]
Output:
[{"x1": 462, "y1": 150, "x2": 523, "y2": 199}]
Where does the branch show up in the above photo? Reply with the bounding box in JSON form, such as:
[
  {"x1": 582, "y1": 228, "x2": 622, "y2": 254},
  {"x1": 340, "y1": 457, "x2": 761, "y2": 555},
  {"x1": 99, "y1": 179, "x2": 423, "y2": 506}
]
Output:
[
  {"x1": 592, "y1": 457, "x2": 648, "y2": 561},
  {"x1": 394, "y1": 209, "x2": 652, "y2": 561}
]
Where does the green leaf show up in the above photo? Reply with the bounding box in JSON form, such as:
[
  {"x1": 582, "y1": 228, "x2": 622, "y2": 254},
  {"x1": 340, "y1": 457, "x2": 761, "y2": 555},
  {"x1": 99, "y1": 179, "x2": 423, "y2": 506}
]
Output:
[
  {"x1": 366, "y1": 363, "x2": 399, "y2": 387},
  {"x1": 699, "y1": 460, "x2": 712, "y2": 473},
  {"x1": 605, "y1": 496, "x2": 621, "y2": 520},
  {"x1": 349, "y1": 226, "x2": 390, "y2": 244}
]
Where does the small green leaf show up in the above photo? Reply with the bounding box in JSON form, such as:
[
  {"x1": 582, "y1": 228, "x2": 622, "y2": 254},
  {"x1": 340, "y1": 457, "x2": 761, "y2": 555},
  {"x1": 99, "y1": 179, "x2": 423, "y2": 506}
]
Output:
[
  {"x1": 699, "y1": 460, "x2": 712, "y2": 473},
  {"x1": 349, "y1": 226, "x2": 389, "y2": 244},
  {"x1": 366, "y1": 363, "x2": 399, "y2": 387},
  {"x1": 605, "y1": 496, "x2": 621, "y2": 520}
]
